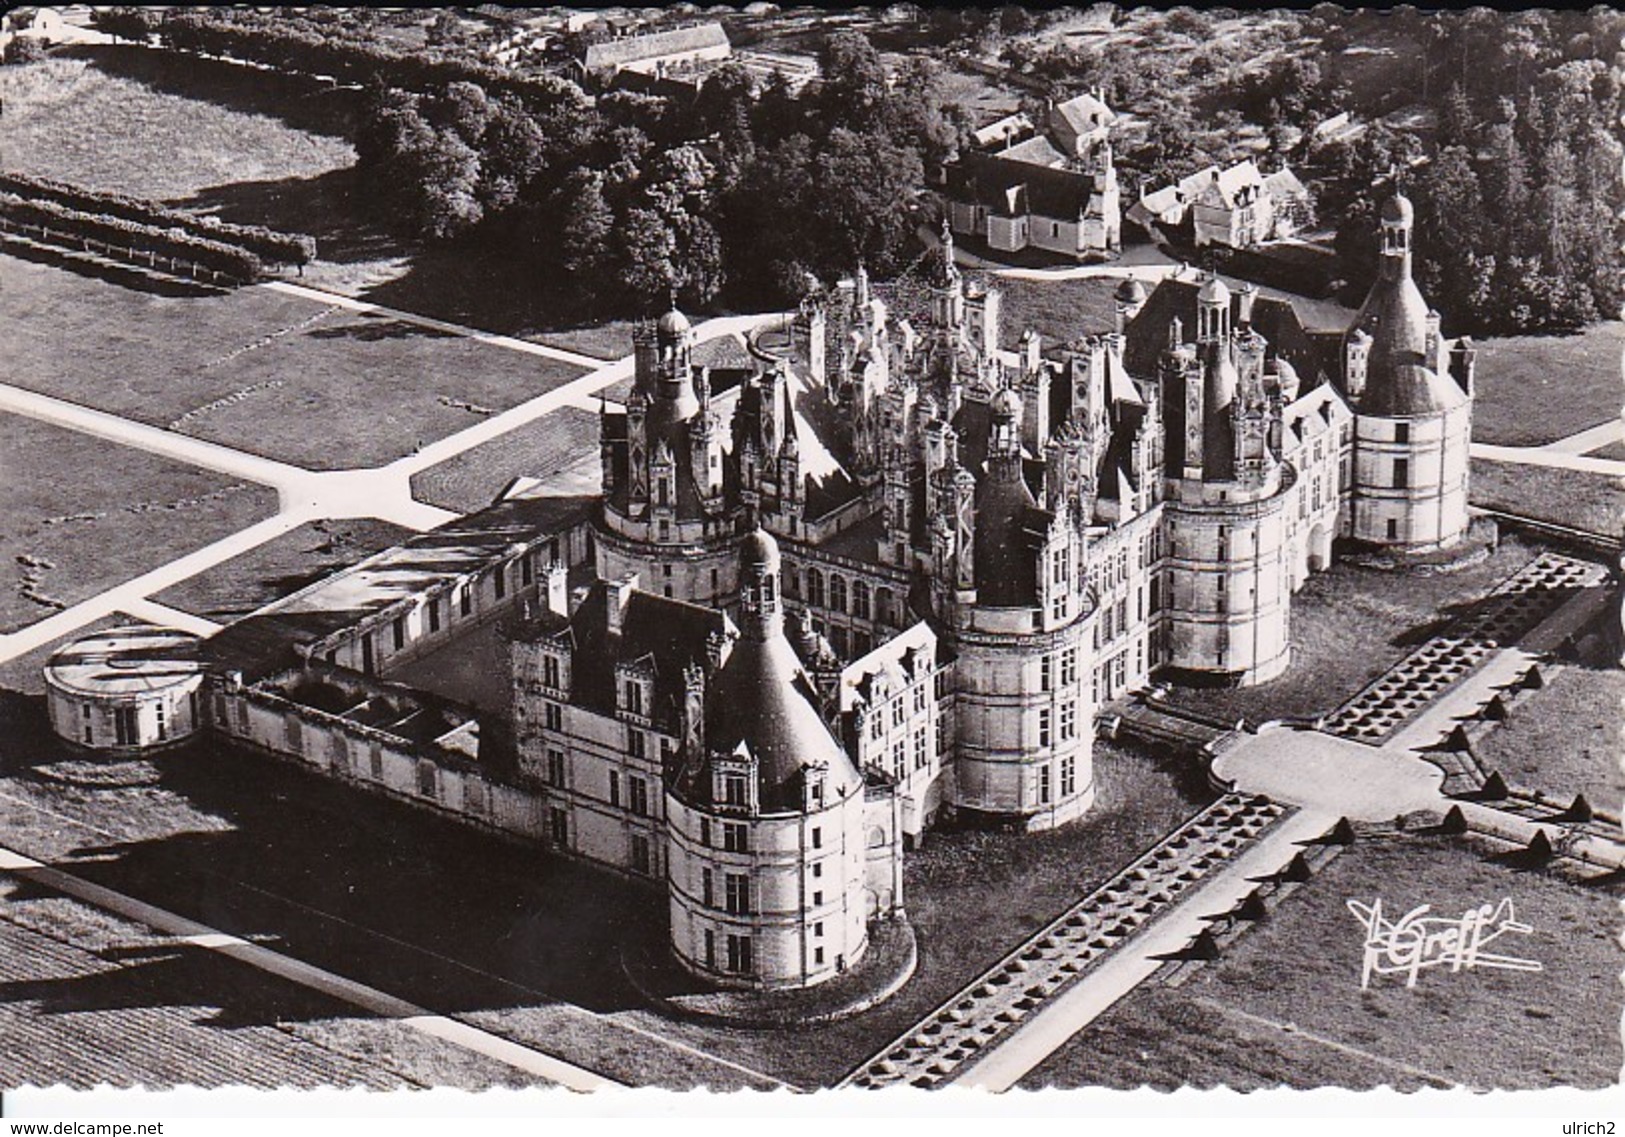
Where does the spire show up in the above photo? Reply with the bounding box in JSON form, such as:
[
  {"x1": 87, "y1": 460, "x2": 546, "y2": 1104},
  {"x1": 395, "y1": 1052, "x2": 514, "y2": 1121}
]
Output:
[{"x1": 737, "y1": 527, "x2": 783, "y2": 642}]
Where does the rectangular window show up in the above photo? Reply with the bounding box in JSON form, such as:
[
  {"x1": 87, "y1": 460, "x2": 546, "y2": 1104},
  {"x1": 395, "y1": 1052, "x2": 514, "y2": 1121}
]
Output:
[
  {"x1": 155, "y1": 701, "x2": 167, "y2": 741},
  {"x1": 1387, "y1": 517, "x2": 1399, "y2": 540},
  {"x1": 812, "y1": 826, "x2": 822, "y2": 849},
  {"x1": 1040, "y1": 653, "x2": 1052, "y2": 691},
  {"x1": 428, "y1": 597, "x2": 441, "y2": 633},
  {"x1": 726, "y1": 934, "x2": 752, "y2": 974},
  {"x1": 702, "y1": 868, "x2": 714, "y2": 906},
  {"x1": 1039, "y1": 763, "x2": 1052, "y2": 804},
  {"x1": 914, "y1": 685, "x2": 927, "y2": 714},
  {"x1": 114, "y1": 706, "x2": 138, "y2": 748},
  {"x1": 725, "y1": 873, "x2": 750, "y2": 915},
  {"x1": 418, "y1": 762, "x2": 437, "y2": 798},
  {"x1": 1038, "y1": 707, "x2": 1052, "y2": 749},
  {"x1": 392, "y1": 616, "x2": 405, "y2": 651},
  {"x1": 521, "y1": 554, "x2": 534, "y2": 586},
  {"x1": 704, "y1": 929, "x2": 715, "y2": 967},
  {"x1": 815, "y1": 946, "x2": 825, "y2": 965},
  {"x1": 892, "y1": 739, "x2": 905, "y2": 776},
  {"x1": 1059, "y1": 699, "x2": 1077, "y2": 741},
  {"x1": 699, "y1": 818, "x2": 711, "y2": 847},
  {"x1": 913, "y1": 729, "x2": 928, "y2": 771},
  {"x1": 546, "y1": 749, "x2": 566, "y2": 787},
  {"x1": 630, "y1": 776, "x2": 649, "y2": 817},
  {"x1": 542, "y1": 654, "x2": 561, "y2": 689},
  {"x1": 724, "y1": 773, "x2": 747, "y2": 806},
  {"x1": 1061, "y1": 755, "x2": 1077, "y2": 797},
  {"x1": 1394, "y1": 458, "x2": 1409, "y2": 489},
  {"x1": 1060, "y1": 647, "x2": 1077, "y2": 686},
  {"x1": 544, "y1": 702, "x2": 562, "y2": 731},
  {"x1": 1395, "y1": 422, "x2": 1410, "y2": 444},
  {"x1": 812, "y1": 863, "x2": 823, "y2": 879},
  {"x1": 629, "y1": 730, "x2": 646, "y2": 761},
  {"x1": 631, "y1": 834, "x2": 651, "y2": 875},
  {"x1": 494, "y1": 565, "x2": 506, "y2": 600},
  {"x1": 609, "y1": 770, "x2": 621, "y2": 807},
  {"x1": 460, "y1": 586, "x2": 473, "y2": 617},
  {"x1": 548, "y1": 806, "x2": 568, "y2": 846},
  {"x1": 723, "y1": 823, "x2": 748, "y2": 853},
  {"x1": 891, "y1": 697, "x2": 905, "y2": 727},
  {"x1": 624, "y1": 680, "x2": 644, "y2": 716}
]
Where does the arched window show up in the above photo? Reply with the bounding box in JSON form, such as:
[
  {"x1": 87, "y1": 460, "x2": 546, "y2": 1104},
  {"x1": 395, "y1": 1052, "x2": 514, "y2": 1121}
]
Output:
[
  {"x1": 829, "y1": 574, "x2": 847, "y2": 612},
  {"x1": 852, "y1": 580, "x2": 870, "y2": 621},
  {"x1": 878, "y1": 588, "x2": 897, "y2": 626},
  {"x1": 807, "y1": 568, "x2": 824, "y2": 607}
]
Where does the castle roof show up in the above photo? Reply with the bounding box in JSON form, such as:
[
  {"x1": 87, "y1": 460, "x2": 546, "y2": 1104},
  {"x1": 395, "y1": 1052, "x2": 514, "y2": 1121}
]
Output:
[{"x1": 945, "y1": 150, "x2": 1104, "y2": 222}]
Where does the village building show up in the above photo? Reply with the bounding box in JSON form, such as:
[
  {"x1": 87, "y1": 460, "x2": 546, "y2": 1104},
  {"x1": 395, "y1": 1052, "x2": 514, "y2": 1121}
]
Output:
[
  {"x1": 576, "y1": 22, "x2": 731, "y2": 87},
  {"x1": 943, "y1": 92, "x2": 1122, "y2": 259},
  {"x1": 1128, "y1": 159, "x2": 1310, "y2": 249}
]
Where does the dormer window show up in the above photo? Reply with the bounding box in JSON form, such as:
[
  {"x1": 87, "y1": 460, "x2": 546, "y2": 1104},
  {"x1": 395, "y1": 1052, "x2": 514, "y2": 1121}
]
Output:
[{"x1": 724, "y1": 773, "x2": 747, "y2": 807}]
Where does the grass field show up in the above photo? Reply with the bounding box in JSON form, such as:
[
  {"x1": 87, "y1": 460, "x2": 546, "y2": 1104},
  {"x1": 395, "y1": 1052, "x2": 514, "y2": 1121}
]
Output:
[
  {"x1": 1022, "y1": 832, "x2": 1623, "y2": 1089},
  {"x1": 0, "y1": 879, "x2": 544, "y2": 1089},
  {"x1": 995, "y1": 275, "x2": 1127, "y2": 346},
  {"x1": 1471, "y1": 322, "x2": 1624, "y2": 448},
  {"x1": 408, "y1": 407, "x2": 601, "y2": 514},
  {"x1": 0, "y1": 253, "x2": 590, "y2": 470},
  {"x1": 0, "y1": 412, "x2": 277, "y2": 634},
  {"x1": 1469, "y1": 460, "x2": 1622, "y2": 537},
  {"x1": 1471, "y1": 657, "x2": 1625, "y2": 811},
  {"x1": 151, "y1": 519, "x2": 414, "y2": 623},
  {"x1": 1162, "y1": 533, "x2": 1552, "y2": 724},
  {"x1": 0, "y1": 55, "x2": 354, "y2": 205}
]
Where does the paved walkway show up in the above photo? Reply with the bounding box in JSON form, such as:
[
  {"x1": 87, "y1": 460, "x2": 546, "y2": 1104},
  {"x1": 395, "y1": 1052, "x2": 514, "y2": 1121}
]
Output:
[
  {"x1": 1471, "y1": 442, "x2": 1625, "y2": 478},
  {"x1": 262, "y1": 281, "x2": 610, "y2": 371},
  {"x1": 1545, "y1": 419, "x2": 1624, "y2": 456},
  {"x1": 956, "y1": 806, "x2": 1339, "y2": 1090},
  {"x1": 0, "y1": 845, "x2": 618, "y2": 1091}
]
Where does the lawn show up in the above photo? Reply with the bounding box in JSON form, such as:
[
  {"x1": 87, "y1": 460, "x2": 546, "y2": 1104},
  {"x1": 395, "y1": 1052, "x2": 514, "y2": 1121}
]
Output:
[
  {"x1": 1470, "y1": 459, "x2": 1623, "y2": 537},
  {"x1": 1161, "y1": 533, "x2": 1553, "y2": 724},
  {"x1": 1022, "y1": 831, "x2": 1623, "y2": 1089},
  {"x1": 995, "y1": 275, "x2": 1128, "y2": 346},
  {"x1": 1470, "y1": 322, "x2": 1624, "y2": 448},
  {"x1": 151, "y1": 519, "x2": 414, "y2": 623},
  {"x1": 409, "y1": 406, "x2": 602, "y2": 514},
  {"x1": 0, "y1": 412, "x2": 277, "y2": 634},
  {"x1": 1471, "y1": 658, "x2": 1625, "y2": 812},
  {"x1": 0, "y1": 879, "x2": 543, "y2": 1090},
  {"x1": 0, "y1": 54, "x2": 354, "y2": 204},
  {"x1": 0, "y1": 253, "x2": 591, "y2": 470}
]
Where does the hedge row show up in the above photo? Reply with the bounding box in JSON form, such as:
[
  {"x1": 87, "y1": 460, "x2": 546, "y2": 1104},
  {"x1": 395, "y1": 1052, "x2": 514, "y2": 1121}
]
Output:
[
  {"x1": 132, "y1": 9, "x2": 586, "y2": 109},
  {"x1": 0, "y1": 193, "x2": 264, "y2": 281},
  {"x1": 0, "y1": 171, "x2": 315, "y2": 266}
]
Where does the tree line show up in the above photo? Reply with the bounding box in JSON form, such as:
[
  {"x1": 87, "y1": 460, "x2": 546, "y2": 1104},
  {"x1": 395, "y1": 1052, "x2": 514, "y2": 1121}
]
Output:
[
  {"x1": 353, "y1": 31, "x2": 967, "y2": 320},
  {"x1": 1316, "y1": 8, "x2": 1624, "y2": 335}
]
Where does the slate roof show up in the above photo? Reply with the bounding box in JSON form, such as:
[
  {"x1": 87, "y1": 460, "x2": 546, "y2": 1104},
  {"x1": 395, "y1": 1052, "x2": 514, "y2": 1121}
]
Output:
[{"x1": 583, "y1": 22, "x2": 728, "y2": 71}]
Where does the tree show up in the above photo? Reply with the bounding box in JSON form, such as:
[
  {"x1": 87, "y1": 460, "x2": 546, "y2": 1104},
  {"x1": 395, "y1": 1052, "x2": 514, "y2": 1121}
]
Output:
[
  {"x1": 552, "y1": 169, "x2": 618, "y2": 304},
  {"x1": 817, "y1": 30, "x2": 890, "y2": 136},
  {"x1": 619, "y1": 207, "x2": 681, "y2": 307},
  {"x1": 90, "y1": 7, "x2": 152, "y2": 42},
  {"x1": 1, "y1": 36, "x2": 46, "y2": 65},
  {"x1": 810, "y1": 127, "x2": 923, "y2": 276}
]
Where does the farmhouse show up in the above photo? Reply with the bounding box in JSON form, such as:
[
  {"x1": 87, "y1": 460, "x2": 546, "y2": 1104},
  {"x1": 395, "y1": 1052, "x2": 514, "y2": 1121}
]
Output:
[
  {"x1": 577, "y1": 22, "x2": 731, "y2": 86},
  {"x1": 942, "y1": 92, "x2": 1122, "y2": 259},
  {"x1": 1128, "y1": 159, "x2": 1311, "y2": 249}
]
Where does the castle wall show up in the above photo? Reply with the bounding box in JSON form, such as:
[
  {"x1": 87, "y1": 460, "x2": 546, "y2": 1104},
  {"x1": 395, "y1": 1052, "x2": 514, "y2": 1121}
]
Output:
[
  {"x1": 1350, "y1": 406, "x2": 1472, "y2": 550},
  {"x1": 210, "y1": 678, "x2": 547, "y2": 844},
  {"x1": 1161, "y1": 476, "x2": 1295, "y2": 686},
  {"x1": 666, "y1": 787, "x2": 871, "y2": 989},
  {"x1": 949, "y1": 613, "x2": 1097, "y2": 830}
]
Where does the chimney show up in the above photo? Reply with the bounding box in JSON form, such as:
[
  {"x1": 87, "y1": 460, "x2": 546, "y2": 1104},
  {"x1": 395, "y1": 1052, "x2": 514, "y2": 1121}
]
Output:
[
  {"x1": 606, "y1": 573, "x2": 638, "y2": 637},
  {"x1": 543, "y1": 561, "x2": 569, "y2": 617},
  {"x1": 1237, "y1": 283, "x2": 1257, "y2": 327}
]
